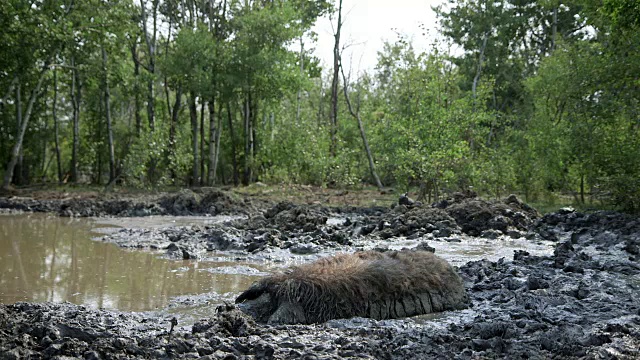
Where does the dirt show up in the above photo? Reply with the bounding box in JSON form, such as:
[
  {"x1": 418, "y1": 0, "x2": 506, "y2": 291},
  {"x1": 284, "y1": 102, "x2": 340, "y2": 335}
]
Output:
[
  {"x1": 1, "y1": 191, "x2": 639, "y2": 358},
  {"x1": 0, "y1": 188, "x2": 269, "y2": 217},
  {"x1": 95, "y1": 193, "x2": 543, "y2": 260}
]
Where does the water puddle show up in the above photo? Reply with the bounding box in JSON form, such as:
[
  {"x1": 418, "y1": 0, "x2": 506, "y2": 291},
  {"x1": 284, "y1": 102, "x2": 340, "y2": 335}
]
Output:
[
  {"x1": 360, "y1": 235, "x2": 555, "y2": 267},
  {"x1": 93, "y1": 215, "x2": 242, "y2": 231},
  {"x1": 0, "y1": 213, "x2": 264, "y2": 313}
]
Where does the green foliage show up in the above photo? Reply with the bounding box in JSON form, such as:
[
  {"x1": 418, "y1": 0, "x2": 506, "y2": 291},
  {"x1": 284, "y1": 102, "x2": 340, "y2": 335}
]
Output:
[{"x1": 1, "y1": 0, "x2": 638, "y2": 212}]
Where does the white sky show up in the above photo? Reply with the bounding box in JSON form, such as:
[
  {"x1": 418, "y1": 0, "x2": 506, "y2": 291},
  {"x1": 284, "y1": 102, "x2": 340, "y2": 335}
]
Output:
[{"x1": 311, "y1": 0, "x2": 445, "y2": 75}]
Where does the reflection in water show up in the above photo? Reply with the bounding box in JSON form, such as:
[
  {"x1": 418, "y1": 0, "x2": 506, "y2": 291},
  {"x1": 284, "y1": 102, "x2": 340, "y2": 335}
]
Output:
[{"x1": 0, "y1": 214, "x2": 263, "y2": 312}]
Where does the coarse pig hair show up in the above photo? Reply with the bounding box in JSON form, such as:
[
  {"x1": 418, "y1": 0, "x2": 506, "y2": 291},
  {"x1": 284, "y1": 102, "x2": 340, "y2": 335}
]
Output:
[{"x1": 236, "y1": 250, "x2": 469, "y2": 324}]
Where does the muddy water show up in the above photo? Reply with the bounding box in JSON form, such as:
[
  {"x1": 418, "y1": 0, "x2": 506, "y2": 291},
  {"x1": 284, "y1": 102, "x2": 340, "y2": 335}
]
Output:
[
  {"x1": 0, "y1": 213, "x2": 264, "y2": 312},
  {"x1": 358, "y1": 236, "x2": 554, "y2": 267}
]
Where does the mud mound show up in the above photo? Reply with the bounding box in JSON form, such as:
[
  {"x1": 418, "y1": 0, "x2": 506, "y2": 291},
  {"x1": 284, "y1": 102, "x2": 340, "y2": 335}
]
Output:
[
  {"x1": 268, "y1": 202, "x2": 329, "y2": 232},
  {"x1": 159, "y1": 189, "x2": 202, "y2": 215},
  {"x1": 202, "y1": 202, "x2": 345, "y2": 254},
  {"x1": 0, "y1": 197, "x2": 60, "y2": 213},
  {"x1": 444, "y1": 195, "x2": 539, "y2": 236},
  {"x1": 372, "y1": 206, "x2": 458, "y2": 239},
  {"x1": 0, "y1": 188, "x2": 258, "y2": 217},
  {"x1": 99, "y1": 202, "x2": 337, "y2": 258},
  {"x1": 192, "y1": 309, "x2": 257, "y2": 337},
  {"x1": 59, "y1": 198, "x2": 161, "y2": 217},
  {"x1": 361, "y1": 194, "x2": 539, "y2": 240},
  {"x1": 159, "y1": 189, "x2": 256, "y2": 216},
  {"x1": 236, "y1": 250, "x2": 469, "y2": 324}
]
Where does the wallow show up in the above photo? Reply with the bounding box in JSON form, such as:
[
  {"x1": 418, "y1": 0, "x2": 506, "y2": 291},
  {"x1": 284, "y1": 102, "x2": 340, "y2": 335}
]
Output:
[{"x1": 235, "y1": 250, "x2": 470, "y2": 324}]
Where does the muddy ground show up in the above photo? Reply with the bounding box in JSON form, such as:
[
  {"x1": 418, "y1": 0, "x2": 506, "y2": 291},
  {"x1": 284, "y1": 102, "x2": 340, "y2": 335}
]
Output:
[
  {"x1": 1, "y1": 191, "x2": 639, "y2": 359},
  {"x1": 0, "y1": 188, "x2": 269, "y2": 217}
]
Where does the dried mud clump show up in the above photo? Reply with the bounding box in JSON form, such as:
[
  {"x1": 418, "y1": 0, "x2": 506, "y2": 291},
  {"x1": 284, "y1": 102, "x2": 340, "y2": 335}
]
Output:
[{"x1": 236, "y1": 250, "x2": 469, "y2": 324}]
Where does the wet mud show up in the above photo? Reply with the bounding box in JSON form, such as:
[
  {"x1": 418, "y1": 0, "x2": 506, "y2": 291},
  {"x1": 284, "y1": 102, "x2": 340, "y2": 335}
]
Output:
[
  {"x1": 0, "y1": 188, "x2": 267, "y2": 217},
  {"x1": 1, "y1": 192, "x2": 639, "y2": 358},
  {"x1": 96, "y1": 193, "x2": 543, "y2": 261}
]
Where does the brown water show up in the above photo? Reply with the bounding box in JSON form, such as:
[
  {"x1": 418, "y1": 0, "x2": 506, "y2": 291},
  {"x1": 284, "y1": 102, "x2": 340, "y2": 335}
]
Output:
[{"x1": 0, "y1": 213, "x2": 265, "y2": 312}]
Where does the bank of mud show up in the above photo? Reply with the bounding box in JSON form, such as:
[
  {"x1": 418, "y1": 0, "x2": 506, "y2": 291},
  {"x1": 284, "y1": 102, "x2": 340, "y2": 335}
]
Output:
[
  {"x1": 0, "y1": 188, "x2": 268, "y2": 217},
  {"x1": 1, "y1": 193, "x2": 639, "y2": 358},
  {"x1": 97, "y1": 194, "x2": 543, "y2": 261}
]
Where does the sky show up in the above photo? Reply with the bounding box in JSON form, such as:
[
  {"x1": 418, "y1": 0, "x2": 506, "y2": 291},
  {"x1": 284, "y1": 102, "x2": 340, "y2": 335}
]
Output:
[{"x1": 311, "y1": 0, "x2": 446, "y2": 75}]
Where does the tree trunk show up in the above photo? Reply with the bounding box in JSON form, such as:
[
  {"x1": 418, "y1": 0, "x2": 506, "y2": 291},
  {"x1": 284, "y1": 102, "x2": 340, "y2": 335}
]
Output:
[
  {"x1": 95, "y1": 90, "x2": 104, "y2": 184},
  {"x1": 168, "y1": 85, "x2": 182, "y2": 181},
  {"x1": 296, "y1": 37, "x2": 304, "y2": 124},
  {"x1": 318, "y1": 75, "x2": 324, "y2": 127},
  {"x1": 340, "y1": 65, "x2": 383, "y2": 190},
  {"x1": 40, "y1": 83, "x2": 49, "y2": 182},
  {"x1": 2, "y1": 64, "x2": 49, "y2": 189},
  {"x1": 580, "y1": 173, "x2": 585, "y2": 204},
  {"x1": 227, "y1": 102, "x2": 239, "y2": 186},
  {"x1": 140, "y1": 0, "x2": 158, "y2": 131},
  {"x1": 102, "y1": 47, "x2": 116, "y2": 184},
  {"x1": 130, "y1": 41, "x2": 142, "y2": 135},
  {"x1": 212, "y1": 100, "x2": 223, "y2": 184},
  {"x1": 53, "y1": 68, "x2": 63, "y2": 184},
  {"x1": 189, "y1": 92, "x2": 199, "y2": 186},
  {"x1": 200, "y1": 100, "x2": 205, "y2": 185},
  {"x1": 208, "y1": 96, "x2": 217, "y2": 185},
  {"x1": 329, "y1": 0, "x2": 343, "y2": 157},
  {"x1": 472, "y1": 33, "x2": 488, "y2": 105},
  {"x1": 146, "y1": 69, "x2": 155, "y2": 132},
  {"x1": 14, "y1": 81, "x2": 23, "y2": 186},
  {"x1": 71, "y1": 56, "x2": 81, "y2": 183},
  {"x1": 251, "y1": 98, "x2": 258, "y2": 160},
  {"x1": 551, "y1": 6, "x2": 558, "y2": 53},
  {"x1": 1, "y1": 75, "x2": 18, "y2": 115},
  {"x1": 242, "y1": 93, "x2": 253, "y2": 185}
]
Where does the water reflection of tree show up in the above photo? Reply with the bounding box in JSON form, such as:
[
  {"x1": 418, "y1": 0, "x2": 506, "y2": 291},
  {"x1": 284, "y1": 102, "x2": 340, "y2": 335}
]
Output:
[{"x1": 48, "y1": 219, "x2": 58, "y2": 302}]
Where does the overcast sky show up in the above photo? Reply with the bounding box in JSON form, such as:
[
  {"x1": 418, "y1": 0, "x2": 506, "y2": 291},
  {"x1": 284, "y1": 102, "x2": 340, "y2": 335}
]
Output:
[{"x1": 311, "y1": 0, "x2": 445, "y2": 75}]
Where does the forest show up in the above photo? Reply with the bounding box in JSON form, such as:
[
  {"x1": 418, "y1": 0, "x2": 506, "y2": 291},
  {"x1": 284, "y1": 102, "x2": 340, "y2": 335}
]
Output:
[{"x1": 1, "y1": 0, "x2": 638, "y2": 212}]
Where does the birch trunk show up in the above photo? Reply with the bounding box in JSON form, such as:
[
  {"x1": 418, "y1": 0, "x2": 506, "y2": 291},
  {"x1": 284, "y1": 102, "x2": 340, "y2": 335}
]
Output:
[
  {"x1": 3, "y1": 64, "x2": 49, "y2": 189},
  {"x1": 189, "y1": 92, "x2": 199, "y2": 185},
  {"x1": 329, "y1": 0, "x2": 343, "y2": 157},
  {"x1": 340, "y1": 66, "x2": 383, "y2": 190}
]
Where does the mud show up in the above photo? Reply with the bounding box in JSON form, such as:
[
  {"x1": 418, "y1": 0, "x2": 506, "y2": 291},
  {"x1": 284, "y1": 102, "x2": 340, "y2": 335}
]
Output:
[
  {"x1": 1, "y1": 193, "x2": 640, "y2": 358},
  {"x1": 96, "y1": 194, "x2": 542, "y2": 260},
  {"x1": 0, "y1": 188, "x2": 267, "y2": 217}
]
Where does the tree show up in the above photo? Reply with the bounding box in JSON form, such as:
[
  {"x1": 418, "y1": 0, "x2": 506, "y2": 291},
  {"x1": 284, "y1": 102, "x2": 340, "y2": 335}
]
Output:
[
  {"x1": 340, "y1": 66, "x2": 383, "y2": 189},
  {"x1": 1, "y1": 0, "x2": 71, "y2": 189},
  {"x1": 101, "y1": 46, "x2": 116, "y2": 184},
  {"x1": 328, "y1": 0, "x2": 342, "y2": 158}
]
